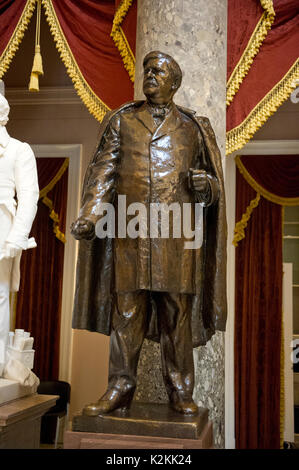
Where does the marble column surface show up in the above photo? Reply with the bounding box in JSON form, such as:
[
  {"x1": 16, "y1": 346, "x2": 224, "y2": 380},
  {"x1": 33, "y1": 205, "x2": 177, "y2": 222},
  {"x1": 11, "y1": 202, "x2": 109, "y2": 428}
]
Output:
[{"x1": 134, "y1": 0, "x2": 227, "y2": 448}]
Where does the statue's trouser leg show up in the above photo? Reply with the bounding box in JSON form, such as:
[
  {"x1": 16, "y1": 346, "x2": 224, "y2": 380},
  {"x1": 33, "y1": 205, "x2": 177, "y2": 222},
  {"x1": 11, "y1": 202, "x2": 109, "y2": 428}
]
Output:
[
  {"x1": 108, "y1": 290, "x2": 194, "y2": 401},
  {"x1": 108, "y1": 290, "x2": 149, "y2": 390},
  {"x1": 154, "y1": 292, "x2": 194, "y2": 400},
  {"x1": 0, "y1": 205, "x2": 13, "y2": 375}
]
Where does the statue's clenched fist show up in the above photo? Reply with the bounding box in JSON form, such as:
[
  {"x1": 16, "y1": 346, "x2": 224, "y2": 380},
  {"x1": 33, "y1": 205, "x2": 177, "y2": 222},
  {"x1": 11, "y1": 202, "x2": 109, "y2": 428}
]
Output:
[
  {"x1": 71, "y1": 217, "x2": 95, "y2": 240},
  {"x1": 189, "y1": 168, "x2": 210, "y2": 194}
]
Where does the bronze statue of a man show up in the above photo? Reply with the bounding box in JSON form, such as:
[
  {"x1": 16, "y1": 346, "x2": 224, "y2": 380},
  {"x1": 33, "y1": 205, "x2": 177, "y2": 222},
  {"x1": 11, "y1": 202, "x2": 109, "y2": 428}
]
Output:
[{"x1": 71, "y1": 51, "x2": 227, "y2": 416}]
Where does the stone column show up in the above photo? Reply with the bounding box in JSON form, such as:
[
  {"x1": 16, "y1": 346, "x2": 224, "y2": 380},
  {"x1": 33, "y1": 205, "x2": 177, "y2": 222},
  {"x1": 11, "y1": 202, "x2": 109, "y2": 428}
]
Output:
[{"x1": 134, "y1": 0, "x2": 227, "y2": 448}]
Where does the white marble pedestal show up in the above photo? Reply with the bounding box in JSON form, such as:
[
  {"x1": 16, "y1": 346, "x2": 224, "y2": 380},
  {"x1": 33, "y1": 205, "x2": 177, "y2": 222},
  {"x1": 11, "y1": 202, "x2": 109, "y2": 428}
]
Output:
[
  {"x1": 0, "y1": 378, "x2": 35, "y2": 405},
  {"x1": 0, "y1": 394, "x2": 58, "y2": 449}
]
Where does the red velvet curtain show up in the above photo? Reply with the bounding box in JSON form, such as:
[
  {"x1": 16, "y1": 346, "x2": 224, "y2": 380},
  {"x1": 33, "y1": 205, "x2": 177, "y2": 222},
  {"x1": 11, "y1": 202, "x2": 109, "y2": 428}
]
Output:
[
  {"x1": 235, "y1": 170, "x2": 282, "y2": 449},
  {"x1": 42, "y1": 0, "x2": 135, "y2": 121},
  {"x1": 0, "y1": 1, "x2": 137, "y2": 117},
  {"x1": 0, "y1": 0, "x2": 36, "y2": 78},
  {"x1": 227, "y1": 0, "x2": 299, "y2": 154},
  {"x1": 0, "y1": 0, "x2": 27, "y2": 55},
  {"x1": 240, "y1": 155, "x2": 299, "y2": 200},
  {"x1": 227, "y1": 0, "x2": 274, "y2": 88},
  {"x1": 235, "y1": 155, "x2": 299, "y2": 449},
  {"x1": 1, "y1": 1, "x2": 298, "y2": 152},
  {"x1": 15, "y1": 158, "x2": 68, "y2": 381}
]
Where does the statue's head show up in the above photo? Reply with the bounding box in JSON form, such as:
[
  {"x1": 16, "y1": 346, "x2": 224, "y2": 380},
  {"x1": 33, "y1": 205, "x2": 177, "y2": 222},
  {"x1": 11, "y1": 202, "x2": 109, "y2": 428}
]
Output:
[
  {"x1": 0, "y1": 93, "x2": 9, "y2": 126},
  {"x1": 143, "y1": 51, "x2": 182, "y2": 104}
]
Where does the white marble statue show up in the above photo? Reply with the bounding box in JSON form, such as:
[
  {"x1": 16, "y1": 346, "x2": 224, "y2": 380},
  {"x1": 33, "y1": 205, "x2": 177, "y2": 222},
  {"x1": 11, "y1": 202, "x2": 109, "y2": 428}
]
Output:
[{"x1": 0, "y1": 93, "x2": 39, "y2": 376}]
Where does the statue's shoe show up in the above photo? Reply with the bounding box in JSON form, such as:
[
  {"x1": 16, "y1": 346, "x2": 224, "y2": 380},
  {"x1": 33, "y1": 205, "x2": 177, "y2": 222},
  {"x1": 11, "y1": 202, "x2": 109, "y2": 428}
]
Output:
[
  {"x1": 170, "y1": 392, "x2": 199, "y2": 415},
  {"x1": 83, "y1": 386, "x2": 135, "y2": 416}
]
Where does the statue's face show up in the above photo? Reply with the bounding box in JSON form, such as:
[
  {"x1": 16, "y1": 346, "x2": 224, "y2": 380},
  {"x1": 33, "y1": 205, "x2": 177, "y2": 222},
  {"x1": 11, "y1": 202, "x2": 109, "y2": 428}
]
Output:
[{"x1": 143, "y1": 57, "x2": 175, "y2": 103}]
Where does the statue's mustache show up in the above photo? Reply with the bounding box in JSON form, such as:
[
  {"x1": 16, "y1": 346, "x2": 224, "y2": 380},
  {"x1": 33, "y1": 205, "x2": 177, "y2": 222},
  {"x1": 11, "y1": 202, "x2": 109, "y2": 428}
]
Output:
[{"x1": 144, "y1": 78, "x2": 157, "y2": 86}]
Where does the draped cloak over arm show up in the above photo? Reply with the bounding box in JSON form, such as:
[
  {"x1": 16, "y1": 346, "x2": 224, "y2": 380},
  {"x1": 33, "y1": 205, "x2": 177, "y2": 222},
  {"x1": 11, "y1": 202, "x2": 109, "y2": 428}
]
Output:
[{"x1": 72, "y1": 101, "x2": 227, "y2": 346}]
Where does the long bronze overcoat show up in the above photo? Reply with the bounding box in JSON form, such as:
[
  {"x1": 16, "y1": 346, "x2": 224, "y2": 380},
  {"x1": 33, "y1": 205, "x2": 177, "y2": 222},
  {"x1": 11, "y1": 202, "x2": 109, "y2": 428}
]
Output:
[{"x1": 72, "y1": 100, "x2": 227, "y2": 347}]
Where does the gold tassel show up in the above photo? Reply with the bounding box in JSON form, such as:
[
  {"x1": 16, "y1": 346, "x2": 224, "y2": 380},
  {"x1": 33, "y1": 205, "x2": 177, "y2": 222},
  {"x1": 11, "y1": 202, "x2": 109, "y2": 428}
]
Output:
[
  {"x1": 29, "y1": 71, "x2": 39, "y2": 92},
  {"x1": 32, "y1": 44, "x2": 43, "y2": 75},
  {"x1": 29, "y1": 0, "x2": 43, "y2": 92}
]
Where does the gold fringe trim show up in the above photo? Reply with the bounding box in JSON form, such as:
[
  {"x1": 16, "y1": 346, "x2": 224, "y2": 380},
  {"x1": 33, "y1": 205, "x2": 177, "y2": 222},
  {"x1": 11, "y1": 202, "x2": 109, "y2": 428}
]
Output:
[
  {"x1": 42, "y1": 196, "x2": 66, "y2": 243},
  {"x1": 111, "y1": 0, "x2": 135, "y2": 82},
  {"x1": 226, "y1": 58, "x2": 299, "y2": 155},
  {"x1": 235, "y1": 155, "x2": 299, "y2": 206},
  {"x1": 226, "y1": 0, "x2": 275, "y2": 106},
  {"x1": 233, "y1": 192, "x2": 261, "y2": 247},
  {"x1": 39, "y1": 158, "x2": 69, "y2": 244},
  {"x1": 0, "y1": 0, "x2": 37, "y2": 79},
  {"x1": 42, "y1": 0, "x2": 110, "y2": 122}
]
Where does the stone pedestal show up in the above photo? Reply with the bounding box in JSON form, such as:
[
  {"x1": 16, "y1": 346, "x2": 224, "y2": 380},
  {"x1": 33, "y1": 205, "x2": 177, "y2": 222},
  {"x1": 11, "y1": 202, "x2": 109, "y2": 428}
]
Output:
[
  {"x1": 0, "y1": 393, "x2": 58, "y2": 449},
  {"x1": 66, "y1": 403, "x2": 213, "y2": 449},
  {"x1": 134, "y1": 0, "x2": 227, "y2": 447}
]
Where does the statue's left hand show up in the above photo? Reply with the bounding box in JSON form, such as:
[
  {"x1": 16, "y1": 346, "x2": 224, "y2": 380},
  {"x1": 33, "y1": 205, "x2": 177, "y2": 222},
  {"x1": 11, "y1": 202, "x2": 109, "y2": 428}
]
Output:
[
  {"x1": 189, "y1": 169, "x2": 210, "y2": 194},
  {"x1": 70, "y1": 217, "x2": 95, "y2": 240},
  {"x1": 0, "y1": 242, "x2": 22, "y2": 260}
]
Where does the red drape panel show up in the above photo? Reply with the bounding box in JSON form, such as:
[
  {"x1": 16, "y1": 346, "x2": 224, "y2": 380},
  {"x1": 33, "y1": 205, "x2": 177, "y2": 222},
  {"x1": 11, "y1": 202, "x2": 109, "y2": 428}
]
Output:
[
  {"x1": 227, "y1": 0, "x2": 265, "y2": 81},
  {"x1": 15, "y1": 158, "x2": 68, "y2": 381},
  {"x1": 0, "y1": 0, "x2": 36, "y2": 78},
  {"x1": 227, "y1": 0, "x2": 299, "y2": 131},
  {"x1": 235, "y1": 155, "x2": 299, "y2": 448},
  {"x1": 0, "y1": 0, "x2": 28, "y2": 56},
  {"x1": 227, "y1": 0, "x2": 275, "y2": 107},
  {"x1": 48, "y1": 0, "x2": 134, "y2": 110},
  {"x1": 235, "y1": 167, "x2": 282, "y2": 449}
]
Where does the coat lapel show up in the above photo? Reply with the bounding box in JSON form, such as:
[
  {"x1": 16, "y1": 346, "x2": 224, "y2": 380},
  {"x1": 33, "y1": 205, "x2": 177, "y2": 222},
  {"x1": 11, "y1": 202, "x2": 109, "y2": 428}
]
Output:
[
  {"x1": 135, "y1": 104, "x2": 157, "y2": 135},
  {"x1": 152, "y1": 104, "x2": 182, "y2": 141},
  {"x1": 135, "y1": 102, "x2": 183, "y2": 139}
]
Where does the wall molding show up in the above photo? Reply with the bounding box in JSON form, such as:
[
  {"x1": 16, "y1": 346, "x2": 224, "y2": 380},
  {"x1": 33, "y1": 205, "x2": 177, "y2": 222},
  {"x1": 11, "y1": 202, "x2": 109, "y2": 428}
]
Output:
[
  {"x1": 6, "y1": 86, "x2": 81, "y2": 106},
  {"x1": 233, "y1": 139, "x2": 299, "y2": 155},
  {"x1": 32, "y1": 144, "x2": 82, "y2": 384}
]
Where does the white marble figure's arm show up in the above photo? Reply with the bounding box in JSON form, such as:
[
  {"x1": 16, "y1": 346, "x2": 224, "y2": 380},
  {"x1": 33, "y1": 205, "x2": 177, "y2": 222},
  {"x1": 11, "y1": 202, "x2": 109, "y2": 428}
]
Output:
[{"x1": 5, "y1": 143, "x2": 39, "y2": 253}]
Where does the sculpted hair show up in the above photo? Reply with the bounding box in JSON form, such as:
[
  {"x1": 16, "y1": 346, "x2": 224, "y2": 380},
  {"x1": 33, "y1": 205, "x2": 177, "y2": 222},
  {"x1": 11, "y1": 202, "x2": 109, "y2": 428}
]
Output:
[{"x1": 143, "y1": 51, "x2": 182, "y2": 90}]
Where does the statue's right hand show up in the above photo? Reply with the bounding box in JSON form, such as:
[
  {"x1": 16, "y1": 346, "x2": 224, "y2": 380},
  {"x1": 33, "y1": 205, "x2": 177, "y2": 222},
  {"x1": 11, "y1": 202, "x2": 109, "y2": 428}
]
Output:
[{"x1": 70, "y1": 217, "x2": 95, "y2": 240}]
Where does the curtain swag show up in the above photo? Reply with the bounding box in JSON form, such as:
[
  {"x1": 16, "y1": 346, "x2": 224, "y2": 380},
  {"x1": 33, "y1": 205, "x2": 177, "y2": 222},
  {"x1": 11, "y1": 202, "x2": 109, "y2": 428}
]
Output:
[
  {"x1": 39, "y1": 158, "x2": 69, "y2": 244},
  {"x1": 226, "y1": 0, "x2": 299, "y2": 155},
  {"x1": 42, "y1": 0, "x2": 110, "y2": 122},
  {"x1": 0, "y1": 1, "x2": 297, "y2": 153},
  {"x1": 227, "y1": 59, "x2": 299, "y2": 155},
  {"x1": 233, "y1": 155, "x2": 299, "y2": 246},
  {"x1": 0, "y1": 0, "x2": 36, "y2": 79},
  {"x1": 227, "y1": 0, "x2": 275, "y2": 106}
]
